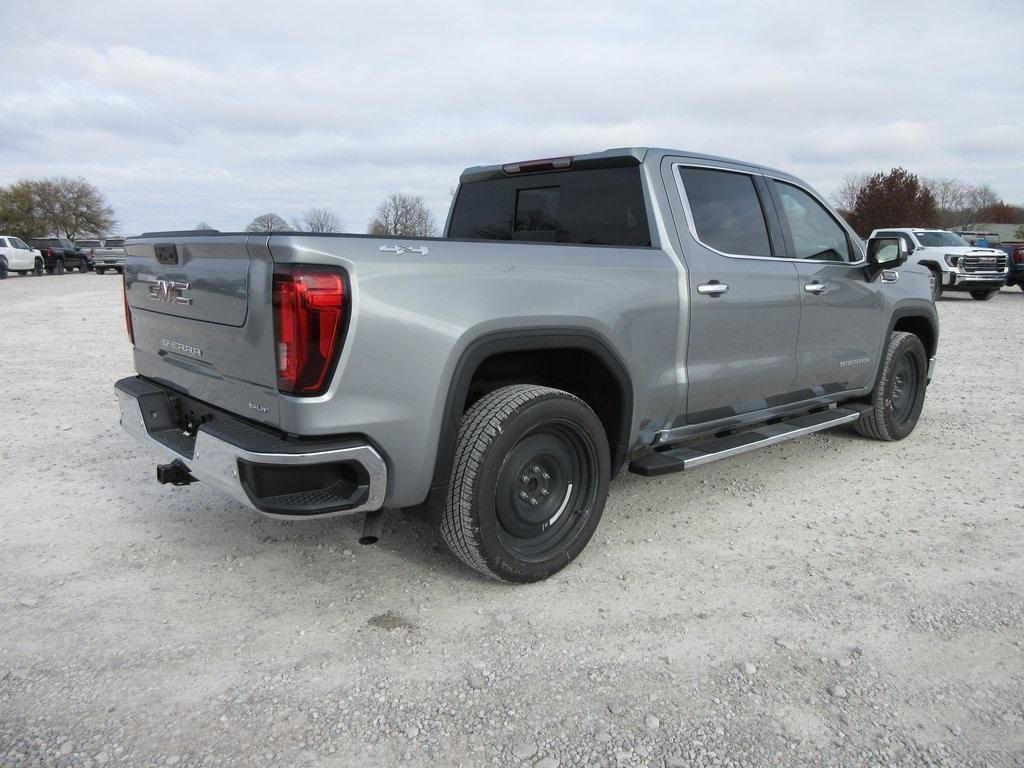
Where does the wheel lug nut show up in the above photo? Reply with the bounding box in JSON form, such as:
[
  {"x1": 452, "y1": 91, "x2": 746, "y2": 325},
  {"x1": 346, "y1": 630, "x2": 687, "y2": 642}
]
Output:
[
  {"x1": 542, "y1": 473, "x2": 550, "y2": 481},
  {"x1": 519, "y1": 491, "x2": 528, "y2": 499},
  {"x1": 540, "y1": 489, "x2": 549, "y2": 496},
  {"x1": 521, "y1": 475, "x2": 529, "y2": 482},
  {"x1": 529, "y1": 498, "x2": 538, "y2": 506},
  {"x1": 532, "y1": 466, "x2": 542, "y2": 473}
]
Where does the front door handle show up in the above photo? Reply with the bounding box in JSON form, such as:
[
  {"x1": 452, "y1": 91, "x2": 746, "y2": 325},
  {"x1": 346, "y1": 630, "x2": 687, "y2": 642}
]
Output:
[
  {"x1": 804, "y1": 281, "x2": 828, "y2": 294},
  {"x1": 697, "y1": 282, "x2": 729, "y2": 296}
]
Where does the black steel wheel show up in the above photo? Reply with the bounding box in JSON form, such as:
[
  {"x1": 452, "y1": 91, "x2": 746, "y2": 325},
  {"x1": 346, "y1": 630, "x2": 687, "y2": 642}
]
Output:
[
  {"x1": 440, "y1": 385, "x2": 610, "y2": 582},
  {"x1": 854, "y1": 331, "x2": 928, "y2": 441}
]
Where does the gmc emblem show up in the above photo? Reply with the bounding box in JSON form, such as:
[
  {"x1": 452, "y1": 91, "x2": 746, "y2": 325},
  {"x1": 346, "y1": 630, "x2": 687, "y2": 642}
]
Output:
[{"x1": 148, "y1": 279, "x2": 192, "y2": 305}]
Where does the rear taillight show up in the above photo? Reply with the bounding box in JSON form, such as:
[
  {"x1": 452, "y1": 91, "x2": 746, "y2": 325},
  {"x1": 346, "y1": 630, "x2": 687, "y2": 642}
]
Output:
[
  {"x1": 1014, "y1": 246, "x2": 1023, "y2": 265},
  {"x1": 272, "y1": 265, "x2": 347, "y2": 396},
  {"x1": 122, "y1": 270, "x2": 134, "y2": 344}
]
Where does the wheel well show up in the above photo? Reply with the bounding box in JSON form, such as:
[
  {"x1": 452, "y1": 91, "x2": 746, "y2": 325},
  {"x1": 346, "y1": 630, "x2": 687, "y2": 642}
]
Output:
[
  {"x1": 893, "y1": 315, "x2": 936, "y2": 358},
  {"x1": 464, "y1": 348, "x2": 625, "y2": 463}
]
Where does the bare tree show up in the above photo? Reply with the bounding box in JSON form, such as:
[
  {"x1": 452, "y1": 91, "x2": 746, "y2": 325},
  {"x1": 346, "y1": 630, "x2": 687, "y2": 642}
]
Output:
[
  {"x1": 923, "y1": 177, "x2": 970, "y2": 228},
  {"x1": 193, "y1": 221, "x2": 216, "y2": 230},
  {"x1": 830, "y1": 173, "x2": 869, "y2": 217},
  {"x1": 291, "y1": 207, "x2": 343, "y2": 234},
  {"x1": 367, "y1": 192, "x2": 437, "y2": 237},
  {"x1": 245, "y1": 213, "x2": 289, "y2": 233}
]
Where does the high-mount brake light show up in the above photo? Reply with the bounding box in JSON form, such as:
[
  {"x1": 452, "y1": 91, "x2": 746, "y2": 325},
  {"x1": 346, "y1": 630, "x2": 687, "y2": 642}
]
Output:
[
  {"x1": 122, "y1": 270, "x2": 134, "y2": 344},
  {"x1": 500, "y1": 156, "x2": 573, "y2": 175},
  {"x1": 272, "y1": 265, "x2": 347, "y2": 396}
]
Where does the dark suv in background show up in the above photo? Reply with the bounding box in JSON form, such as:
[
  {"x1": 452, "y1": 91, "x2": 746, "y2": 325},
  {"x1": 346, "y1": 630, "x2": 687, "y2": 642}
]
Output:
[{"x1": 26, "y1": 238, "x2": 91, "y2": 273}]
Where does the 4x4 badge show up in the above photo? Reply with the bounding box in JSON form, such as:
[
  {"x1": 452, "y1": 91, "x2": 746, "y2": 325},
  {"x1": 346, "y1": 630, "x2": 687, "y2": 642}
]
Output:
[{"x1": 379, "y1": 244, "x2": 429, "y2": 256}]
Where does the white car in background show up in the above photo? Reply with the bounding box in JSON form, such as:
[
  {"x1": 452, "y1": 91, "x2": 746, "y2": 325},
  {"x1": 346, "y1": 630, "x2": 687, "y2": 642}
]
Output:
[{"x1": 0, "y1": 235, "x2": 44, "y2": 277}]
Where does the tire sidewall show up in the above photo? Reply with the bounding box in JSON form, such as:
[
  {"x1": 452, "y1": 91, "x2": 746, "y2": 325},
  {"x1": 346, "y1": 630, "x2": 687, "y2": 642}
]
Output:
[
  {"x1": 470, "y1": 395, "x2": 610, "y2": 582},
  {"x1": 879, "y1": 334, "x2": 927, "y2": 440}
]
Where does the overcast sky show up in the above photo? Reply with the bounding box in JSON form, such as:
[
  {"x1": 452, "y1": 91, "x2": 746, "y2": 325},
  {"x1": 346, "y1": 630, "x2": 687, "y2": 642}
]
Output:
[{"x1": 3, "y1": 0, "x2": 1022, "y2": 235}]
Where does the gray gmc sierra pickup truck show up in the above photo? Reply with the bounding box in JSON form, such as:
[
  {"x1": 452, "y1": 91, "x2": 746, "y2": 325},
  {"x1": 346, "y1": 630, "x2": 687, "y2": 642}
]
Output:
[{"x1": 115, "y1": 147, "x2": 938, "y2": 582}]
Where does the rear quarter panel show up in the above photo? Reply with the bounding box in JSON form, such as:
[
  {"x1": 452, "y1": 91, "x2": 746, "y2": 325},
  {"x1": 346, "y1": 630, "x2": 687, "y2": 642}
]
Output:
[{"x1": 267, "y1": 234, "x2": 680, "y2": 507}]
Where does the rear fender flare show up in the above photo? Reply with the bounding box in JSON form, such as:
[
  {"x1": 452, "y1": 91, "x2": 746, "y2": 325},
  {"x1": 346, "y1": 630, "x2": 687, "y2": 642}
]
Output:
[{"x1": 429, "y1": 328, "x2": 634, "y2": 492}]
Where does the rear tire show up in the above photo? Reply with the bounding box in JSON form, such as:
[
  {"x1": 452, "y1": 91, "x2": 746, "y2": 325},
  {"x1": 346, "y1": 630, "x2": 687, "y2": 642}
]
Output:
[
  {"x1": 33, "y1": 259, "x2": 44, "y2": 276},
  {"x1": 95, "y1": 266, "x2": 105, "y2": 275},
  {"x1": 854, "y1": 331, "x2": 927, "y2": 442},
  {"x1": 54, "y1": 260, "x2": 65, "y2": 275},
  {"x1": 970, "y1": 289, "x2": 996, "y2": 301},
  {"x1": 440, "y1": 384, "x2": 610, "y2": 583},
  {"x1": 0, "y1": 257, "x2": 8, "y2": 279}
]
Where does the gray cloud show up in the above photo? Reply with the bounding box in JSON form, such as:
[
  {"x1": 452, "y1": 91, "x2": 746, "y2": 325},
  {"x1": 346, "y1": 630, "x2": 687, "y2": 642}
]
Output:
[{"x1": 4, "y1": 0, "x2": 1023, "y2": 234}]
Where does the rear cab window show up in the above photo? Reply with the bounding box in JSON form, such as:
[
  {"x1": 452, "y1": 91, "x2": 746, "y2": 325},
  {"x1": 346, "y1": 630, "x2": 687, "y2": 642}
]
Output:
[{"x1": 447, "y1": 163, "x2": 652, "y2": 247}]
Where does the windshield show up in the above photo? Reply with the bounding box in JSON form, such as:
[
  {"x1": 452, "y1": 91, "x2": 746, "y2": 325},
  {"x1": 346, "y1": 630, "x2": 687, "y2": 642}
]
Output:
[
  {"x1": 914, "y1": 231, "x2": 968, "y2": 247},
  {"x1": 104, "y1": 238, "x2": 125, "y2": 247},
  {"x1": 77, "y1": 240, "x2": 101, "y2": 247}
]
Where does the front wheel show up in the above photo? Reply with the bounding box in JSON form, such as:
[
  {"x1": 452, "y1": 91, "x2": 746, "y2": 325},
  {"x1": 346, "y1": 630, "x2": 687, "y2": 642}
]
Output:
[
  {"x1": 970, "y1": 289, "x2": 996, "y2": 301},
  {"x1": 440, "y1": 385, "x2": 610, "y2": 583},
  {"x1": 854, "y1": 331, "x2": 928, "y2": 442},
  {"x1": 0, "y1": 257, "x2": 8, "y2": 279},
  {"x1": 929, "y1": 270, "x2": 943, "y2": 300},
  {"x1": 95, "y1": 266, "x2": 105, "y2": 275}
]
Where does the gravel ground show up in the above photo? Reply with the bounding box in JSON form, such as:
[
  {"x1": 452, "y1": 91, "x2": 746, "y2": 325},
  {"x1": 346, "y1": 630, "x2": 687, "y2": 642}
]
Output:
[{"x1": 1, "y1": 273, "x2": 1022, "y2": 768}]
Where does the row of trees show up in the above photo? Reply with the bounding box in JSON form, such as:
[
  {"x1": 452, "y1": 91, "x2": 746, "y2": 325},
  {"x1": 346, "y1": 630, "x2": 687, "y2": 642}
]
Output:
[
  {"x1": 0, "y1": 178, "x2": 437, "y2": 240},
  {"x1": 832, "y1": 170, "x2": 1024, "y2": 237},
  {"x1": 0, "y1": 177, "x2": 116, "y2": 240},
  {"x1": 242, "y1": 192, "x2": 438, "y2": 237}
]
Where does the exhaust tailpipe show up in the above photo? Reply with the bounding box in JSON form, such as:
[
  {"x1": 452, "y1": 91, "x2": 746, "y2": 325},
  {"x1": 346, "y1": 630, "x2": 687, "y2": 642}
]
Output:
[{"x1": 359, "y1": 507, "x2": 386, "y2": 545}]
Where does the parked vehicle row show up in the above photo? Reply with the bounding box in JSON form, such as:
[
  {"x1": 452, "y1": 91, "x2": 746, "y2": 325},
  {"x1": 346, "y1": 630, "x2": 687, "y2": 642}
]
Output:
[{"x1": 0, "y1": 235, "x2": 126, "y2": 278}]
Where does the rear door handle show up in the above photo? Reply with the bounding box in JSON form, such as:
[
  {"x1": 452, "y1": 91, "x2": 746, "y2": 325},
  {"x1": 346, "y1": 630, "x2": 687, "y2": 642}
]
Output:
[
  {"x1": 697, "y1": 282, "x2": 729, "y2": 296},
  {"x1": 804, "y1": 281, "x2": 828, "y2": 294}
]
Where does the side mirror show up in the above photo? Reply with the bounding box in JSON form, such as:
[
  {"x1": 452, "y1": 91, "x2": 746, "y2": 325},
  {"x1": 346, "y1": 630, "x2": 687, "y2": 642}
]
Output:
[{"x1": 866, "y1": 236, "x2": 907, "y2": 273}]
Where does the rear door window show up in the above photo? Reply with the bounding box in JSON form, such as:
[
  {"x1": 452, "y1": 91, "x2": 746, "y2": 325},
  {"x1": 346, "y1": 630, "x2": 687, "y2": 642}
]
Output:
[
  {"x1": 677, "y1": 167, "x2": 773, "y2": 257},
  {"x1": 448, "y1": 166, "x2": 651, "y2": 246}
]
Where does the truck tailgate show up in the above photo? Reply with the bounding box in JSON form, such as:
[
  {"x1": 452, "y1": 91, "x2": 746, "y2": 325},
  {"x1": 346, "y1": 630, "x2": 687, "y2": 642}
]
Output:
[{"x1": 124, "y1": 234, "x2": 282, "y2": 427}]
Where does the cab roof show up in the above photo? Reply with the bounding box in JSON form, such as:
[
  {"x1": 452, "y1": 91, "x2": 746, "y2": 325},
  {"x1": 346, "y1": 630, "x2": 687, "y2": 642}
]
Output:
[{"x1": 459, "y1": 147, "x2": 795, "y2": 184}]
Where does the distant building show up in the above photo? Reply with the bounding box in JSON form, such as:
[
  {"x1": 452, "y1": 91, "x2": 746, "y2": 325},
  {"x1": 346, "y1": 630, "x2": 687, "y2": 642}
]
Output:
[{"x1": 965, "y1": 223, "x2": 1024, "y2": 244}]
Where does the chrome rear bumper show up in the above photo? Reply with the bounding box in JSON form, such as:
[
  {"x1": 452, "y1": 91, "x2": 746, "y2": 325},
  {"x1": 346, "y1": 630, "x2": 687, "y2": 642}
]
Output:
[{"x1": 115, "y1": 377, "x2": 387, "y2": 519}]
